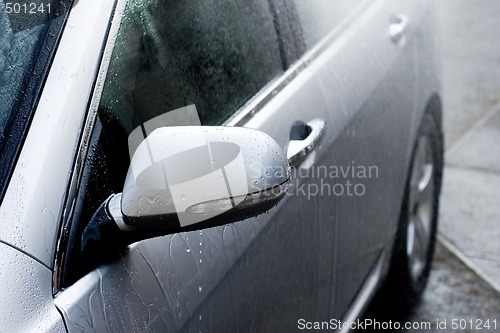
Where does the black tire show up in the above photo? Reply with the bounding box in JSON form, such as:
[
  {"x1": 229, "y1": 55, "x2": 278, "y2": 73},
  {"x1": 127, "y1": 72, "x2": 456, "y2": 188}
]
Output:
[{"x1": 381, "y1": 109, "x2": 444, "y2": 308}]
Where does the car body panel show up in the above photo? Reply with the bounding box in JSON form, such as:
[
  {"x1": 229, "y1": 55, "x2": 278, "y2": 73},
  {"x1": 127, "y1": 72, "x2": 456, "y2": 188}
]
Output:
[
  {"x1": 54, "y1": 245, "x2": 172, "y2": 332},
  {"x1": 0, "y1": 242, "x2": 66, "y2": 332}
]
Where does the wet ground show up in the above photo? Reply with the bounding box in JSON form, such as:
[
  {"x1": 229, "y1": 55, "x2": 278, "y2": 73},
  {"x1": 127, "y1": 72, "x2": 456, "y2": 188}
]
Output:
[
  {"x1": 436, "y1": 0, "x2": 500, "y2": 292},
  {"x1": 364, "y1": 243, "x2": 500, "y2": 332}
]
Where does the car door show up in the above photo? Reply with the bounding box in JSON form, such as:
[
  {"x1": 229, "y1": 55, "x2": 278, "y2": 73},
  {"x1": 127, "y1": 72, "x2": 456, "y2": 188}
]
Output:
[
  {"x1": 54, "y1": 0, "x2": 424, "y2": 332},
  {"x1": 232, "y1": 0, "x2": 424, "y2": 318},
  {"x1": 275, "y1": 0, "x2": 425, "y2": 315}
]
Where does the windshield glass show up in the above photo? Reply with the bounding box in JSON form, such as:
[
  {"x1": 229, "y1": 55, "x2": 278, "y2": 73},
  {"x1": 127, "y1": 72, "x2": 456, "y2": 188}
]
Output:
[{"x1": 0, "y1": 0, "x2": 52, "y2": 135}]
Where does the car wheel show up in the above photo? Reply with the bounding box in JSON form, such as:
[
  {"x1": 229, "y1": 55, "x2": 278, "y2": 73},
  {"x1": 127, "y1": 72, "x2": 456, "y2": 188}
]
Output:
[{"x1": 383, "y1": 109, "x2": 444, "y2": 307}]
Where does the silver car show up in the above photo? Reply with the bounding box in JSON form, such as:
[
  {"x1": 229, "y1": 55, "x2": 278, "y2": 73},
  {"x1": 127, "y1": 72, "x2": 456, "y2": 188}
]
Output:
[{"x1": 0, "y1": 0, "x2": 442, "y2": 331}]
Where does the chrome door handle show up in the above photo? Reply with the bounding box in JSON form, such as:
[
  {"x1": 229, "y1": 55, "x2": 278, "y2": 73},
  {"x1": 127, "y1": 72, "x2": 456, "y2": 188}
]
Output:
[
  {"x1": 286, "y1": 118, "x2": 326, "y2": 167},
  {"x1": 389, "y1": 14, "x2": 409, "y2": 44}
]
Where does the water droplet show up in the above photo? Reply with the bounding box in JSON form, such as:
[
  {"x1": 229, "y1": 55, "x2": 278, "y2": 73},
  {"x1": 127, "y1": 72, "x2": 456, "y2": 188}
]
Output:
[
  {"x1": 181, "y1": 195, "x2": 187, "y2": 201},
  {"x1": 186, "y1": 248, "x2": 191, "y2": 253},
  {"x1": 198, "y1": 286, "x2": 203, "y2": 292}
]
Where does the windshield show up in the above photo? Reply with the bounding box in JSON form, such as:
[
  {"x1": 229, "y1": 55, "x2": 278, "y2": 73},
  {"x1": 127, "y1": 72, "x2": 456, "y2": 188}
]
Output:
[{"x1": 0, "y1": 1, "x2": 52, "y2": 136}]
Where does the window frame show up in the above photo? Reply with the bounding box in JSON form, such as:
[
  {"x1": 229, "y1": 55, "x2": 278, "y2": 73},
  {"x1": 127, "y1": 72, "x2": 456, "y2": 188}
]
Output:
[{"x1": 53, "y1": 0, "x2": 128, "y2": 293}]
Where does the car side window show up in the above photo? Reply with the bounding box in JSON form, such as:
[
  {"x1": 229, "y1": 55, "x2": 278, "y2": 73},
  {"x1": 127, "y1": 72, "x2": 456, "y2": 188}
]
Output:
[
  {"x1": 98, "y1": 0, "x2": 283, "y2": 141},
  {"x1": 291, "y1": 0, "x2": 359, "y2": 49}
]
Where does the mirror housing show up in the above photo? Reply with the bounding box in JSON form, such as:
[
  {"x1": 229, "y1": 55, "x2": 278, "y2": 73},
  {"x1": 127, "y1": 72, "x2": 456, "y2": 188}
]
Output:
[
  {"x1": 81, "y1": 126, "x2": 290, "y2": 262},
  {"x1": 115, "y1": 126, "x2": 290, "y2": 231}
]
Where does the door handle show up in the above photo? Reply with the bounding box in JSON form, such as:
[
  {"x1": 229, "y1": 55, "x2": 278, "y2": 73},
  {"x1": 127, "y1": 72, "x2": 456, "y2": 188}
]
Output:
[
  {"x1": 286, "y1": 118, "x2": 326, "y2": 167},
  {"x1": 389, "y1": 14, "x2": 409, "y2": 44}
]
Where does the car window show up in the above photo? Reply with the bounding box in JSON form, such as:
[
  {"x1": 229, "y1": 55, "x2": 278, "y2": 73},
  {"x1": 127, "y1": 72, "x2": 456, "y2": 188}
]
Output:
[
  {"x1": 0, "y1": 0, "x2": 65, "y2": 202},
  {"x1": 96, "y1": 0, "x2": 285, "y2": 198},
  {"x1": 291, "y1": 0, "x2": 359, "y2": 49},
  {"x1": 0, "y1": 1, "x2": 51, "y2": 135},
  {"x1": 98, "y1": 0, "x2": 284, "y2": 142}
]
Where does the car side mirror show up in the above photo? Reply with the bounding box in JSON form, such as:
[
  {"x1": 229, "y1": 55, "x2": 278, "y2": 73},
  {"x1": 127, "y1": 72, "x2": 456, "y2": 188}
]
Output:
[{"x1": 80, "y1": 126, "x2": 290, "y2": 263}]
